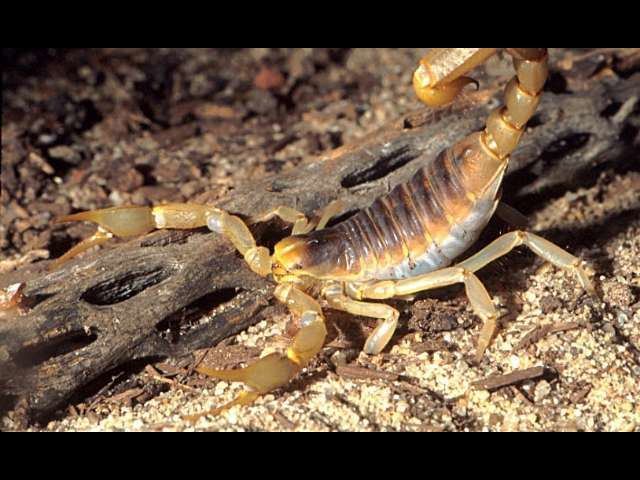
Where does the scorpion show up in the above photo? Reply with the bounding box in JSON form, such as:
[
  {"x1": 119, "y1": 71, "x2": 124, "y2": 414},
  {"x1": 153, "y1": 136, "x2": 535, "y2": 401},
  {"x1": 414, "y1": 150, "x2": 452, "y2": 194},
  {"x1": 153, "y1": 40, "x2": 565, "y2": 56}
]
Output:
[{"x1": 48, "y1": 48, "x2": 595, "y2": 416}]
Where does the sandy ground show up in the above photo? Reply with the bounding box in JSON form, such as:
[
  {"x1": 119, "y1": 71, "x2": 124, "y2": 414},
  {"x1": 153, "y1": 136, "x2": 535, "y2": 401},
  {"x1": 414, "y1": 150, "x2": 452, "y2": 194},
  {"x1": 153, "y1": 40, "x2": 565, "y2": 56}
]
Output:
[{"x1": 1, "y1": 49, "x2": 639, "y2": 431}]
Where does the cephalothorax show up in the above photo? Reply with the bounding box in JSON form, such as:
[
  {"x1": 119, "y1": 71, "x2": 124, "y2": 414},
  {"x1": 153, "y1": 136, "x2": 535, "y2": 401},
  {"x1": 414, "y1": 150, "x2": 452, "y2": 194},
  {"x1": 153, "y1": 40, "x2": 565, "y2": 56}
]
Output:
[{"x1": 50, "y1": 48, "x2": 594, "y2": 416}]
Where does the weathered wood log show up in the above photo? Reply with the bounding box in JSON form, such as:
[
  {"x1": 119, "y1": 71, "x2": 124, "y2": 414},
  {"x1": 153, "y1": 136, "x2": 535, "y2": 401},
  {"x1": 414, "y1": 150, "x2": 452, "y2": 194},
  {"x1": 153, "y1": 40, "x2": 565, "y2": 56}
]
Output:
[{"x1": 1, "y1": 71, "x2": 638, "y2": 423}]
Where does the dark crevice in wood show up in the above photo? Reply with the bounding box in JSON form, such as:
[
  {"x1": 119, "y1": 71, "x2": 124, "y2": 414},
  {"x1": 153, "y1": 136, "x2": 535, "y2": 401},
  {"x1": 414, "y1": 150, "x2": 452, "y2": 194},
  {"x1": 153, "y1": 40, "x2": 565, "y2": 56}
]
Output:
[
  {"x1": 341, "y1": 145, "x2": 420, "y2": 188},
  {"x1": 13, "y1": 329, "x2": 98, "y2": 368},
  {"x1": 324, "y1": 209, "x2": 360, "y2": 229},
  {"x1": 600, "y1": 101, "x2": 623, "y2": 118},
  {"x1": 540, "y1": 133, "x2": 591, "y2": 166},
  {"x1": 80, "y1": 267, "x2": 170, "y2": 305},
  {"x1": 155, "y1": 287, "x2": 244, "y2": 338}
]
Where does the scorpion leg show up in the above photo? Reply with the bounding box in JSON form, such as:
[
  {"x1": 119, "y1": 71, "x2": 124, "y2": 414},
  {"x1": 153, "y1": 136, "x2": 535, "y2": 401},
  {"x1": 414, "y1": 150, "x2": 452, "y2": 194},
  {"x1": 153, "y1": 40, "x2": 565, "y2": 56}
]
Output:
[
  {"x1": 185, "y1": 283, "x2": 327, "y2": 420},
  {"x1": 359, "y1": 231, "x2": 593, "y2": 361},
  {"x1": 495, "y1": 202, "x2": 530, "y2": 229},
  {"x1": 325, "y1": 283, "x2": 400, "y2": 355},
  {"x1": 359, "y1": 268, "x2": 499, "y2": 362},
  {"x1": 315, "y1": 199, "x2": 346, "y2": 231},
  {"x1": 456, "y1": 230, "x2": 595, "y2": 295},
  {"x1": 254, "y1": 206, "x2": 311, "y2": 235},
  {"x1": 255, "y1": 199, "x2": 346, "y2": 235},
  {"x1": 413, "y1": 48, "x2": 496, "y2": 107}
]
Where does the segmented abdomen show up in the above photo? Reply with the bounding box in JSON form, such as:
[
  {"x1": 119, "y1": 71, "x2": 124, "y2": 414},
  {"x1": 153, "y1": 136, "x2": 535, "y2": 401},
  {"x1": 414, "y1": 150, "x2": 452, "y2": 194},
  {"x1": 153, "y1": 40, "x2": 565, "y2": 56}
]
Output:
[{"x1": 304, "y1": 140, "x2": 503, "y2": 281}]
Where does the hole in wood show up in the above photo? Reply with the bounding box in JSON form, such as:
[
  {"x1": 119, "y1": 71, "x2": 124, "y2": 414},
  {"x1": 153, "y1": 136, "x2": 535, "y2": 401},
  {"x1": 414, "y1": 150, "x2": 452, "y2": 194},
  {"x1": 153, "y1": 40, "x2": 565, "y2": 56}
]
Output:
[
  {"x1": 13, "y1": 329, "x2": 98, "y2": 368},
  {"x1": 81, "y1": 267, "x2": 170, "y2": 305},
  {"x1": 600, "y1": 101, "x2": 623, "y2": 119}
]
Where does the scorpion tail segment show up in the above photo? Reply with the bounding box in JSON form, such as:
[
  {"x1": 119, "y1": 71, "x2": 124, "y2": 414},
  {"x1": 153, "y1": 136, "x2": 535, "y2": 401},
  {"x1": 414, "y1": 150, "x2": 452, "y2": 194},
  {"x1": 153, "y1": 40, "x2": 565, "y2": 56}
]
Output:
[
  {"x1": 483, "y1": 49, "x2": 548, "y2": 159},
  {"x1": 413, "y1": 48, "x2": 496, "y2": 108},
  {"x1": 413, "y1": 48, "x2": 548, "y2": 159}
]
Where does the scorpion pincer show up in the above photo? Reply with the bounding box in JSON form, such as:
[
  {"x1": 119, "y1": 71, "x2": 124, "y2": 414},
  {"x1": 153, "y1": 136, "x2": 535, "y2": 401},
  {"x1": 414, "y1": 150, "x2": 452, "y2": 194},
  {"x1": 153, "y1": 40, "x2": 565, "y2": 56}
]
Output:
[{"x1": 49, "y1": 48, "x2": 595, "y2": 417}]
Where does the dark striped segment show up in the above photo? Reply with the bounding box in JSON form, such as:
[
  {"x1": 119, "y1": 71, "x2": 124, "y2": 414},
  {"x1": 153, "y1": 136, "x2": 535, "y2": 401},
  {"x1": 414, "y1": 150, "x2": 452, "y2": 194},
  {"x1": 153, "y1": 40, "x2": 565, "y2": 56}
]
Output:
[{"x1": 299, "y1": 146, "x2": 483, "y2": 280}]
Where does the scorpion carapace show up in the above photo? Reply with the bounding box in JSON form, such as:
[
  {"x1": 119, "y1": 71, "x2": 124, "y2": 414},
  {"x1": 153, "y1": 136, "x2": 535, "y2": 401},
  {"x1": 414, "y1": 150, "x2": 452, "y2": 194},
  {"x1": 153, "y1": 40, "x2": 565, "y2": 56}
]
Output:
[{"x1": 46, "y1": 48, "x2": 595, "y2": 419}]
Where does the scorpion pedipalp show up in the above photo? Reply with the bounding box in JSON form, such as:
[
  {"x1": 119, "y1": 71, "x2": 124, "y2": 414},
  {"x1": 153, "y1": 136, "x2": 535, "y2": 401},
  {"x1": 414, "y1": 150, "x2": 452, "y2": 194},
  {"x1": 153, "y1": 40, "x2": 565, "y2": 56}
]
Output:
[{"x1": 185, "y1": 286, "x2": 327, "y2": 422}]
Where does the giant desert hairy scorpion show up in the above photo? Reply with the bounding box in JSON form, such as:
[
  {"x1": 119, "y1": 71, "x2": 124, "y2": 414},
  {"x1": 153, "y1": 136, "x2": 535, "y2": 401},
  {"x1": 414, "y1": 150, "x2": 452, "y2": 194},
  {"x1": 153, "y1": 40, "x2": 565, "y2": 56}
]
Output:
[{"x1": 47, "y1": 48, "x2": 595, "y2": 417}]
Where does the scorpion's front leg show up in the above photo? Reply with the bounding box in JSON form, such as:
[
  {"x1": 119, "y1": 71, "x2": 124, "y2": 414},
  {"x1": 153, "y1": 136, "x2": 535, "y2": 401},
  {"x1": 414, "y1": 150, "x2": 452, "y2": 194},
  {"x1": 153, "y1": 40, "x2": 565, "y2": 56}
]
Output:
[
  {"x1": 186, "y1": 284, "x2": 327, "y2": 420},
  {"x1": 253, "y1": 199, "x2": 346, "y2": 235},
  {"x1": 52, "y1": 203, "x2": 271, "y2": 276}
]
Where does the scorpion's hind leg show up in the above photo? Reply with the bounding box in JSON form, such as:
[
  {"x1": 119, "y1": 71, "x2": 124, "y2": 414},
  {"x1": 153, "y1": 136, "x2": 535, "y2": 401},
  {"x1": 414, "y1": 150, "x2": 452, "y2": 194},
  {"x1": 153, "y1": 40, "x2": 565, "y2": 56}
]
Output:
[
  {"x1": 358, "y1": 231, "x2": 595, "y2": 362},
  {"x1": 185, "y1": 284, "x2": 327, "y2": 421},
  {"x1": 454, "y1": 231, "x2": 595, "y2": 358},
  {"x1": 495, "y1": 202, "x2": 530, "y2": 229},
  {"x1": 456, "y1": 230, "x2": 595, "y2": 295},
  {"x1": 357, "y1": 268, "x2": 501, "y2": 363}
]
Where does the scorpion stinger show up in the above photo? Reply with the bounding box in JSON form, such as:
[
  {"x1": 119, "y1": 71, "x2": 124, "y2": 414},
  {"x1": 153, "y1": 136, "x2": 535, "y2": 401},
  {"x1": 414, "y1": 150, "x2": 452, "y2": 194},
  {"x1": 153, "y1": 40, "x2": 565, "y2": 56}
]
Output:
[{"x1": 47, "y1": 49, "x2": 595, "y2": 419}]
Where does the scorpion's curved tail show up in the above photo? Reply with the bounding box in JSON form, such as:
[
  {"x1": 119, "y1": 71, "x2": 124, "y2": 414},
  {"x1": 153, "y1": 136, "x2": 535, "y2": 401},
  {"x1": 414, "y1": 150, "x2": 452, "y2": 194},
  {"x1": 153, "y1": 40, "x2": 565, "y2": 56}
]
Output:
[{"x1": 413, "y1": 48, "x2": 548, "y2": 162}]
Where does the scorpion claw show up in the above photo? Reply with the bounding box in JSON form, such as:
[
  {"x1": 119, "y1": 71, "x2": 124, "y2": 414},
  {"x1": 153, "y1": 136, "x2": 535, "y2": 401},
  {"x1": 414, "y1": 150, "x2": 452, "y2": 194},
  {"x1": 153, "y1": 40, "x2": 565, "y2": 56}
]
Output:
[
  {"x1": 187, "y1": 311, "x2": 327, "y2": 420},
  {"x1": 51, "y1": 206, "x2": 157, "y2": 268},
  {"x1": 184, "y1": 353, "x2": 301, "y2": 422},
  {"x1": 48, "y1": 227, "x2": 113, "y2": 271},
  {"x1": 413, "y1": 74, "x2": 478, "y2": 107},
  {"x1": 56, "y1": 206, "x2": 156, "y2": 238},
  {"x1": 183, "y1": 391, "x2": 260, "y2": 423},
  {"x1": 196, "y1": 353, "x2": 301, "y2": 395}
]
